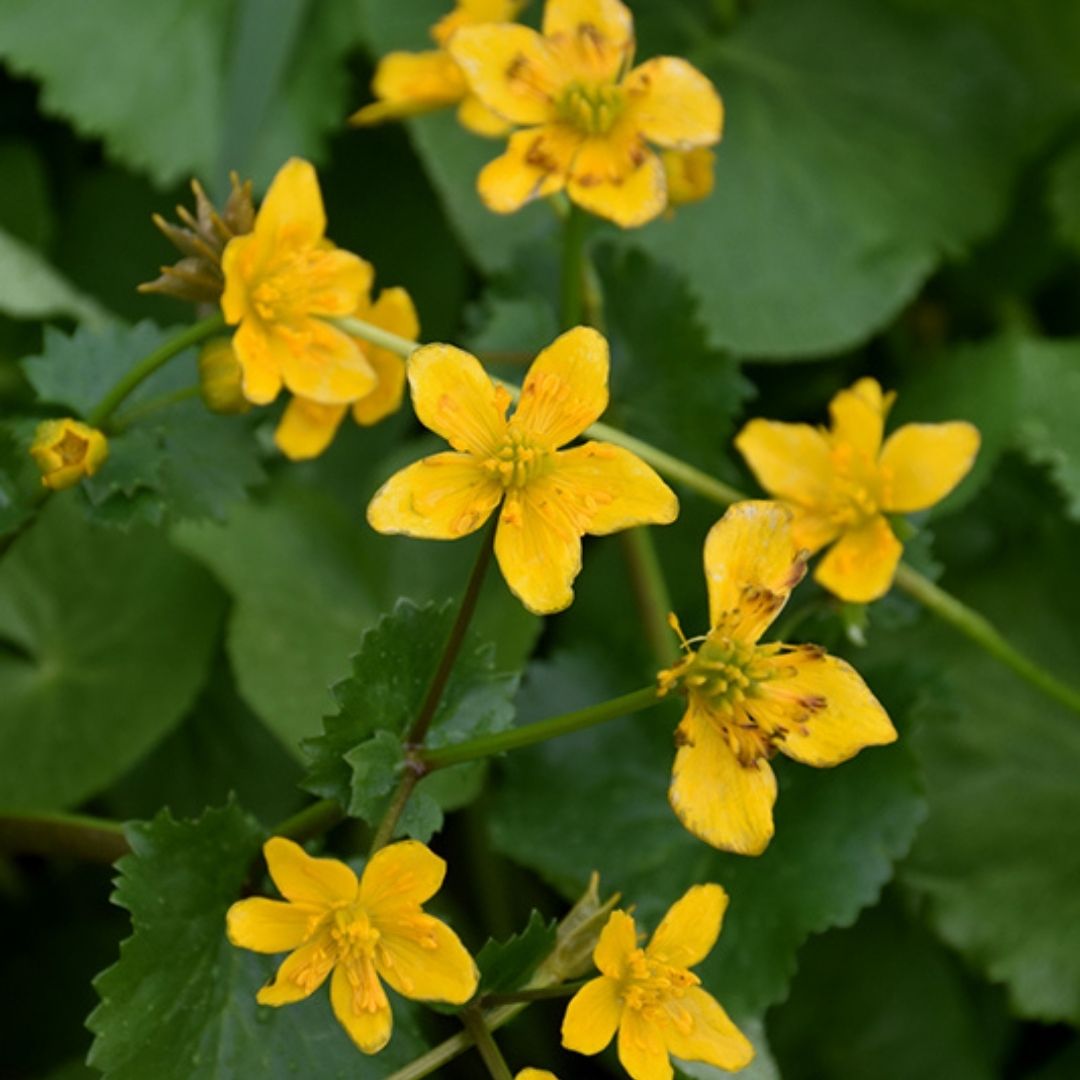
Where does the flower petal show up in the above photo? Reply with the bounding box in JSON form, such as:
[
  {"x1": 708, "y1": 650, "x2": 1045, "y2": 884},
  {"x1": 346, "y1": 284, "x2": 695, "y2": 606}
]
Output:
[
  {"x1": 879, "y1": 421, "x2": 980, "y2": 513},
  {"x1": 661, "y1": 147, "x2": 715, "y2": 208},
  {"x1": 253, "y1": 157, "x2": 326, "y2": 250},
  {"x1": 275, "y1": 317, "x2": 378, "y2": 406},
  {"x1": 755, "y1": 646, "x2": 897, "y2": 766},
  {"x1": 232, "y1": 318, "x2": 283, "y2": 405},
  {"x1": 367, "y1": 452, "x2": 503, "y2": 539},
  {"x1": 274, "y1": 398, "x2": 347, "y2": 460},
  {"x1": 594, "y1": 909, "x2": 638, "y2": 978},
  {"x1": 561, "y1": 976, "x2": 622, "y2": 1054},
  {"x1": 263, "y1": 836, "x2": 358, "y2": 907},
  {"x1": 256, "y1": 933, "x2": 335, "y2": 1005},
  {"x1": 297, "y1": 247, "x2": 375, "y2": 318},
  {"x1": 663, "y1": 986, "x2": 755, "y2": 1072},
  {"x1": 409, "y1": 343, "x2": 509, "y2": 455},
  {"x1": 814, "y1": 514, "x2": 901, "y2": 602},
  {"x1": 618, "y1": 1006, "x2": 673, "y2": 1080},
  {"x1": 494, "y1": 482, "x2": 584, "y2": 614},
  {"x1": 568, "y1": 146, "x2": 667, "y2": 228},
  {"x1": 359, "y1": 839, "x2": 447, "y2": 912},
  {"x1": 477, "y1": 126, "x2": 577, "y2": 214},
  {"x1": 788, "y1": 503, "x2": 841, "y2": 555},
  {"x1": 351, "y1": 51, "x2": 466, "y2": 127},
  {"x1": 515, "y1": 327, "x2": 609, "y2": 447},
  {"x1": 543, "y1": 0, "x2": 634, "y2": 64},
  {"x1": 624, "y1": 57, "x2": 723, "y2": 149},
  {"x1": 668, "y1": 701, "x2": 777, "y2": 855},
  {"x1": 450, "y1": 25, "x2": 562, "y2": 125},
  {"x1": 226, "y1": 897, "x2": 320, "y2": 954},
  {"x1": 734, "y1": 419, "x2": 834, "y2": 506},
  {"x1": 647, "y1": 884, "x2": 727, "y2": 970},
  {"x1": 351, "y1": 287, "x2": 418, "y2": 426},
  {"x1": 376, "y1": 914, "x2": 479, "y2": 1004},
  {"x1": 330, "y1": 959, "x2": 393, "y2": 1054},
  {"x1": 458, "y1": 93, "x2": 514, "y2": 136},
  {"x1": 702, "y1": 501, "x2": 807, "y2": 643},
  {"x1": 828, "y1": 377, "x2": 891, "y2": 458},
  {"x1": 553, "y1": 442, "x2": 678, "y2": 533}
]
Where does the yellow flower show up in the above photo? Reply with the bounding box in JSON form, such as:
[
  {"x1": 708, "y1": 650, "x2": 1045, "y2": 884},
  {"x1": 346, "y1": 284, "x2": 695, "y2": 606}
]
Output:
[
  {"x1": 197, "y1": 338, "x2": 252, "y2": 415},
  {"x1": 274, "y1": 286, "x2": 420, "y2": 460},
  {"x1": 30, "y1": 418, "x2": 108, "y2": 490},
  {"x1": 226, "y1": 837, "x2": 478, "y2": 1054},
  {"x1": 562, "y1": 885, "x2": 753, "y2": 1080},
  {"x1": 220, "y1": 158, "x2": 376, "y2": 407},
  {"x1": 661, "y1": 147, "x2": 715, "y2": 210},
  {"x1": 366, "y1": 327, "x2": 678, "y2": 614},
  {"x1": 448, "y1": 0, "x2": 723, "y2": 227},
  {"x1": 350, "y1": 0, "x2": 526, "y2": 137},
  {"x1": 658, "y1": 501, "x2": 896, "y2": 855},
  {"x1": 735, "y1": 377, "x2": 981, "y2": 602}
]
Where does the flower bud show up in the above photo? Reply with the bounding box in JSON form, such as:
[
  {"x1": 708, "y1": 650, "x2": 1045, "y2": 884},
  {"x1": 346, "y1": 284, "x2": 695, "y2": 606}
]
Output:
[
  {"x1": 198, "y1": 338, "x2": 251, "y2": 414},
  {"x1": 30, "y1": 418, "x2": 108, "y2": 490},
  {"x1": 662, "y1": 147, "x2": 716, "y2": 209},
  {"x1": 532, "y1": 872, "x2": 621, "y2": 986}
]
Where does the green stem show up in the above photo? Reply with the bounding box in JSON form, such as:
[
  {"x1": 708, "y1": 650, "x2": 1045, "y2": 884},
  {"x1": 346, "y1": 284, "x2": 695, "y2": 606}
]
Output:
[
  {"x1": 332, "y1": 314, "x2": 420, "y2": 359},
  {"x1": 482, "y1": 980, "x2": 589, "y2": 1006},
  {"x1": 367, "y1": 770, "x2": 422, "y2": 854},
  {"x1": 87, "y1": 312, "x2": 225, "y2": 427},
  {"x1": 421, "y1": 686, "x2": 660, "y2": 771},
  {"x1": 0, "y1": 811, "x2": 129, "y2": 863},
  {"x1": 112, "y1": 385, "x2": 201, "y2": 431},
  {"x1": 894, "y1": 562, "x2": 1080, "y2": 715},
  {"x1": 272, "y1": 797, "x2": 344, "y2": 843},
  {"x1": 560, "y1": 205, "x2": 588, "y2": 329},
  {"x1": 620, "y1": 529, "x2": 679, "y2": 666},
  {"x1": 460, "y1": 1006, "x2": 514, "y2": 1080},
  {"x1": 387, "y1": 1004, "x2": 525, "y2": 1080}
]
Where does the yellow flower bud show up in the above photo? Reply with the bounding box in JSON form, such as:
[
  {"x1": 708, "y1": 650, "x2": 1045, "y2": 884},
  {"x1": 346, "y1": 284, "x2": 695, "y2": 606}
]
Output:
[
  {"x1": 662, "y1": 147, "x2": 716, "y2": 210},
  {"x1": 30, "y1": 418, "x2": 109, "y2": 491},
  {"x1": 198, "y1": 338, "x2": 251, "y2": 415}
]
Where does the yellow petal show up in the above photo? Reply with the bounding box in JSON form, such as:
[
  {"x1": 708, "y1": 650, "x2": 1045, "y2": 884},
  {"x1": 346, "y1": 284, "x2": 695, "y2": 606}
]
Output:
[
  {"x1": 330, "y1": 958, "x2": 393, "y2": 1054},
  {"x1": 828, "y1": 377, "x2": 892, "y2": 458},
  {"x1": 457, "y1": 93, "x2": 514, "y2": 136},
  {"x1": 788, "y1": 503, "x2": 841, "y2": 555},
  {"x1": 477, "y1": 125, "x2": 577, "y2": 214},
  {"x1": 662, "y1": 987, "x2": 755, "y2": 1072},
  {"x1": 263, "y1": 836, "x2": 358, "y2": 907},
  {"x1": 668, "y1": 701, "x2": 777, "y2": 855},
  {"x1": 351, "y1": 286, "x2": 418, "y2": 426},
  {"x1": 879, "y1": 421, "x2": 980, "y2": 513},
  {"x1": 594, "y1": 909, "x2": 638, "y2": 978},
  {"x1": 432, "y1": 0, "x2": 528, "y2": 45},
  {"x1": 449, "y1": 25, "x2": 562, "y2": 125},
  {"x1": 408, "y1": 342, "x2": 509, "y2": 455},
  {"x1": 376, "y1": 914, "x2": 479, "y2": 1004},
  {"x1": 232, "y1": 318, "x2": 284, "y2": 405},
  {"x1": 542, "y1": 0, "x2": 634, "y2": 62},
  {"x1": 624, "y1": 58, "x2": 723, "y2": 149},
  {"x1": 367, "y1": 452, "x2": 503, "y2": 539},
  {"x1": 617, "y1": 1006, "x2": 673, "y2": 1080},
  {"x1": 253, "y1": 157, "x2": 326, "y2": 250},
  {"x1": 516, "y1": 1070, "x2": 559, "y2": 1080},
  {"x1": 359, "y1": 51, "x2": 466, "y2": 122},
  {"x1": 359, "y1": 839, "x2": 446, "y2": 912},
  {"x1": 814, "y1": 514, "x2": 901, "y2": 602},
  {"x1": 515, "y1": 326, "x2": 609, "y2": 447},
  {"x1": 226, "y1": 897, "x2": 319, "y2": 954},
  {"x1": 275, "y1": 317, "x2": 378, "y2": 405},
  {"x1": 661, "y1": 147, "x2": 715, "y2": 208},
  {"x1": 755, "y1": 646, "x2": 896, "y2": 766},
  {"x1": 552, "y1": 442, "x2": 678, "y2": 533},
  {"x1": 256, "y1": 933, "x2": 336, "y2": 1005},
  {"x1": 568, "y1": 146, "x2": 667, "y2": 228},
  {"x1": 647, "y1": 884, "x2": 727, "y2": 970},
  {"x1": 297, "y1": 247, "x2": 375, "y2": 318},
  {"x1": 702, "y1": 501, "x2": 806, "y2": 643},
  {"x1": 274, "y1": 398, "x2": 347, "y2": 461},
  {"x1": 734, "y1": 418, "x2": 834, "y2": 506},
  {"x1": 561, "y1": 975, "x2": 622, "y2": 1054},
  {"x1": 494, "y1": 482, "x2": 583, "y2": 614}
]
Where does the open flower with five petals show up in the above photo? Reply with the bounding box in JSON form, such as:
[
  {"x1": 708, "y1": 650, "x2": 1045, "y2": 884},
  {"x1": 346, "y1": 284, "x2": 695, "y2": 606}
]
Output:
[
  {"x1": 226, "y1": 837, "x2": 477, "y2": 1053},
  {"x1": 658, "y1": 501, "x2": 896, "y2": 855},
  {"x1": 562, "y1": 884, "x2": 753, "y2": 1080},
  {"x1": 367, "y1": 326, "x2": 678, "y2": 614},
  {"x1": 220, "y1": 157, "x2": 377, "y2": 407},
  {"x1": 735, "y1": 377, "x2": 980, "y2": 603},
  {"x1": 448, "y1": 0, "x2": 723, "y2": 227}
]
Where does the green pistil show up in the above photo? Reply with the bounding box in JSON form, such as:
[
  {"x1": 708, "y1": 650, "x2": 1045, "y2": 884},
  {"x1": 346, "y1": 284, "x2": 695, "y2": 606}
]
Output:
[{"x1": 556, "y1": 82, "x2": 625, "y2": 135}]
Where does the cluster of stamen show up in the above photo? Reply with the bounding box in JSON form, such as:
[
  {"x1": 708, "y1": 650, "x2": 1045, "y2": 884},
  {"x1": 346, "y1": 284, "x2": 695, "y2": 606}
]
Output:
[
  {"x1": 826, "y1": 443, "x2": 883, "y2": 527},
  {"x1": 556, "y1": 81, "x2": 625, "y2": 135},
  {"x1": 619, "y1": 948, "x2": 698, "y2": 1019},
  {"x1": 484, "y1": 426, "x2": 551, "y2": 490},
  {"x1": 55, "y1": 430, "x2": 89, "y2": 466}
]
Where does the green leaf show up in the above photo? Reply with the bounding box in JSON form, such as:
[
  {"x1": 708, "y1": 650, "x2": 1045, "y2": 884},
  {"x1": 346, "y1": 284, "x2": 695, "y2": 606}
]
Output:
[
  {"x1": 1048, "y1": 139, "x2": 1080, "y2": 254},
  {"x1": 87, "y1": 802, "x2": 429, "y2": 1078},
  {"x1": 303, "y1": 598, "x2": 518, "y2": 840},
  {"x1": 0, "y1": 498, "x2": 224, "y2": 810},
  {"x1": 490, "y1": 652, "x2": 925, "y2": 1017},
  {"x1": 0, "y1": 419, "x2": 43, "y2": 538},
  {"x1": 476, "y1": 910, "x2": 558, "y2": 995}
]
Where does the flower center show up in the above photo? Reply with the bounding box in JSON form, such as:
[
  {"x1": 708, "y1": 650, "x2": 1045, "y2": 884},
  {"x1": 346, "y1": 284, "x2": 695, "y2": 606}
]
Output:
[
  {"x1": 330, "y1": 905, "x2": 381, "y2": 959},
  {"x1": 620, "y1": 949, "x2": 699, "y2": 1017},
  {"x1": 56, "y1": 430, "x2": 89, "y2": 466},
  {"x1": 484, "y1": 427, "x2": 551, "y2": 490},
  {"x1": 556, "y1": 81, "x2": 625, "y2": 135},
  {"x1": 827, "y1": 443, "x2": 882, "y2": 527}
]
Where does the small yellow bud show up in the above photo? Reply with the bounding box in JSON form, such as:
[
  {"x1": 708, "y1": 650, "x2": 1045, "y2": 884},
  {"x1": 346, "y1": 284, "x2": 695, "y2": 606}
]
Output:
[
  {"x1": 662, "y1": 147, "x2": 716, "y2": 210},
  {"x1": 30, "y1": 418, "x2": 109, "y2": 491},
  {"x1": 198, "y1": 338, "x2": 251, "y2": 414}
]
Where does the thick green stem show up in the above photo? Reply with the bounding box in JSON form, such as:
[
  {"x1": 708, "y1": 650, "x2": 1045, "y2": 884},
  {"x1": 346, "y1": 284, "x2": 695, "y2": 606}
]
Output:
[
  {"x1": 560, "y1": 205, "x2": 588, "y2": 329},
  {"x1": 272, "y1": 797, "x2": 344, "y2": 843},
  {"x1": 620, "y1": 529, "x2": 679, "y2": 666},
  {"x1": 421, "y1": 686, "x2": 660, "y2": 771},
  {"x1": 88, "y1": 313, "x2": 225, "y2": 427},
  {"x1": 460, "y1": 1006, "x2": 514, "y2": 1080},
  {"x1": 894, "y1": 563, "x2": 1080, "y2": 715},
  {"x1": 332, "y1": 314, "x2": 420, "y2": 359},
  {"x1": 0, "y1": 811, "x2": 129, "y2": 863},
  {"x1": 387, "y1": 1004, "x2": 525, "y2": 1080}
]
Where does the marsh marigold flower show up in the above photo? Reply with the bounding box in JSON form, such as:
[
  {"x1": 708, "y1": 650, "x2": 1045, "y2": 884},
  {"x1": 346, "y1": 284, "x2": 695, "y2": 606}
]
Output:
[
  {"x1": 30, "y1": 418, "x2": 108, "y2": 490},
  {"x1": 658, "y1": 501, "x2": 896, "y2": 855},
  {"x1": 562, "y1": 884, "x2": 753, "y2": 1080},
  {"x1": 226, "y1": 837, "x2": 477, "y2": 1054},
  {"x1": 275, "y1": 286, "x2": 420, "y2": 460},
  {"x1": 220, "y1": 158, "x2": 376, "y2": 407},
  {"x1": 367, "y1": 327, "x2": 678, "y2": 614},
  {"x1": 351, "y1": 0, "x2": 525, "y2": 137},
  {"x1": 735, "y1": 378, "x2": 980, "y2": 603},
  {"x1": 448, "y1": 0, "x2": 723, "y2": 227}
]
